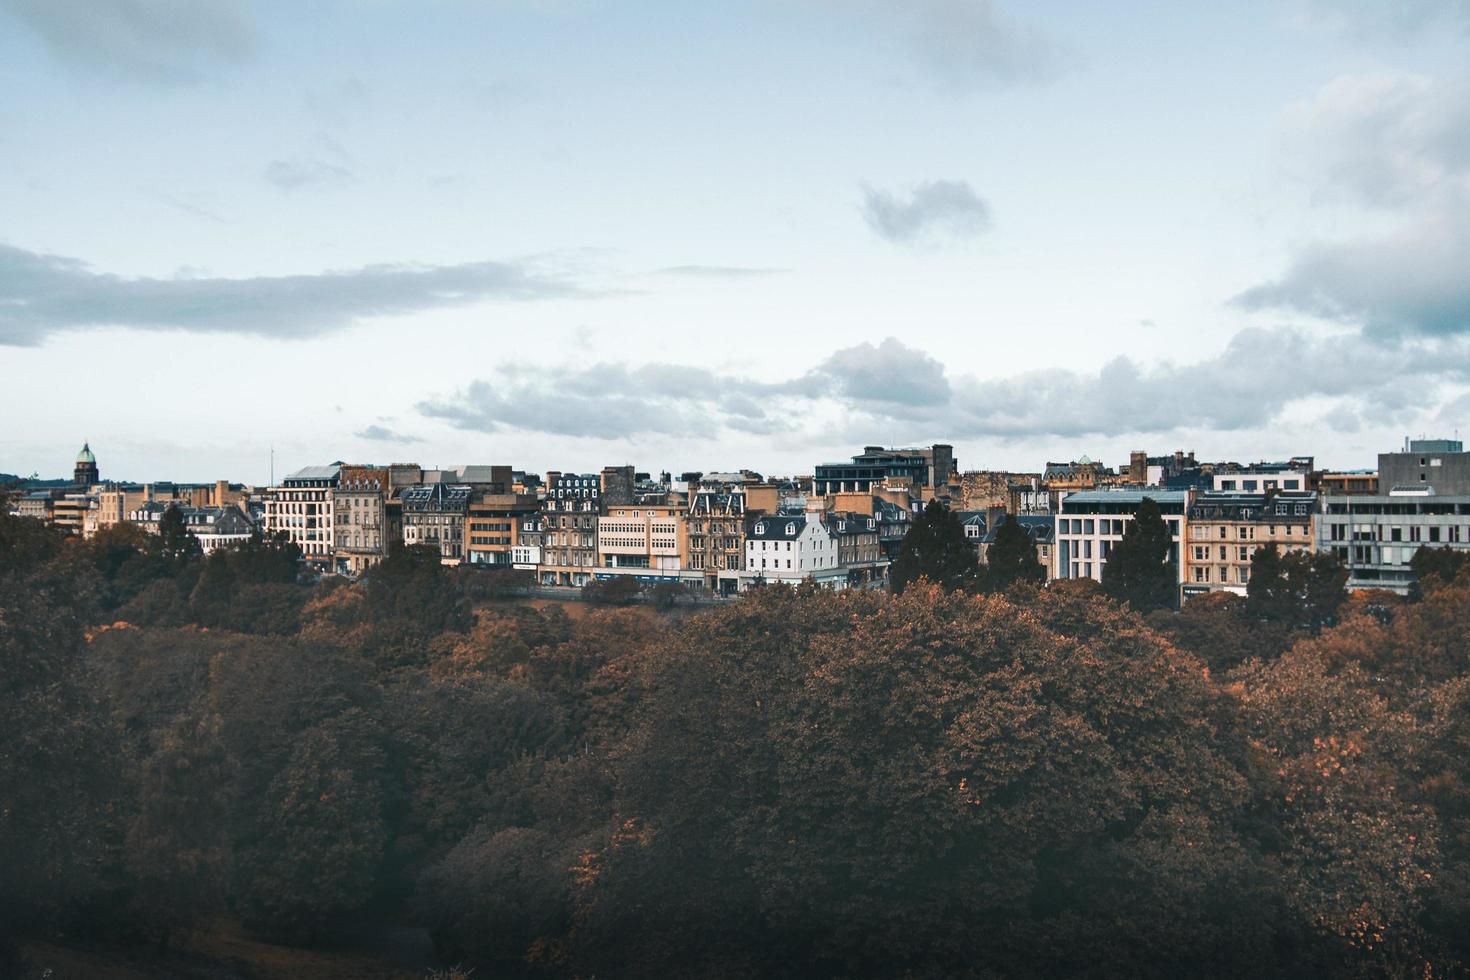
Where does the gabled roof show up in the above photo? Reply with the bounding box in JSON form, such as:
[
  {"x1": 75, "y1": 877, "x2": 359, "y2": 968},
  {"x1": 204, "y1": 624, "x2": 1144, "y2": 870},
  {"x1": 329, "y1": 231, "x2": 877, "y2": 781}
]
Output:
[{"x1": 982, "y1": 514, "x2": 1053, "y2": 544}]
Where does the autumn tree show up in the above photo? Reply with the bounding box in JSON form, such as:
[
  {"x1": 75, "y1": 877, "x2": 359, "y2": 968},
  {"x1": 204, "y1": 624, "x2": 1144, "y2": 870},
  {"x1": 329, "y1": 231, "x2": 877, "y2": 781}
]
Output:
[
  {"x1": 1100, "y1": 497, "x2": 1177, "y2": 612},
  {"x1": 890, "y1": 499, "x2": 981, "y2": 594}
]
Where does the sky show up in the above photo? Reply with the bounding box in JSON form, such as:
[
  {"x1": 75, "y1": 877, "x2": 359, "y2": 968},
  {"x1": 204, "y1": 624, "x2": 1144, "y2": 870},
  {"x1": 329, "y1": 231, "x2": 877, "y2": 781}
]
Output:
[{"x1": 3, "y1": 0, "x2": 1470, "y2": 484}]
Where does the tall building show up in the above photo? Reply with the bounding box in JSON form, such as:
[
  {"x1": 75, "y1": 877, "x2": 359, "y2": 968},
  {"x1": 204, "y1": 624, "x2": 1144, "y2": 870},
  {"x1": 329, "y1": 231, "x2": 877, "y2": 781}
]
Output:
[
  {"x1": 687, "y1": 485, "x2": 749, "y2": 595},
  {"x1": 332, "y1": 465, "x2": 421, "y2": 576},
  {"x1": 73, "y1": 443, "x2": 99, "y2": 487},
  {"x1": 538, "y1": 472, "x2": 601, "y2": 586},
  {"x1": 265, "y1": 464, "x2": 342, "y2": 565}
]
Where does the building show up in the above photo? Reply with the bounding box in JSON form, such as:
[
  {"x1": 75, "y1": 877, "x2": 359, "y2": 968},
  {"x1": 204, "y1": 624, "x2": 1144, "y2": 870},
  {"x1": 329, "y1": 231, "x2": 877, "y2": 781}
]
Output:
[
  {"x1": 742, "y1": 511, "x2": 848, "y2": 589},
  {"x1": 400, "y1": 482, "x2": 474, "y2": 564},
  {"x1": 1316, "y1": 439, "x2": 1470, "y2": 594},
  {"x1": 687, "y1": 485, "x2": 750, "y2": 595},
  {"x1": 1211, "y1": 460, "x2": 1312, "y2": 493},
  {"x1": 265, "y1": 464, "x2": 342, "y2": 566},
  {"x1": 1183, "y1": 491, "x2": 1316, "y2": 597},
  {"x1": 73, "y1": 443, "x2": 99, "y2": 487},
  {"x1": 1052, "y1": 489, "x2": 1189, "y2": 586},
  {"x1": 539, "y1": 472, "x2": 601, "y2": 586},
  {"x1": 332, "y1": 465, "x2": 421, "y2": 576},
  {"x1": 465, "y1": 490, "x2": 541, "y2": 569},
  {"x1": 826, "y1": 511, "x2": 887, "y2": 587},
  {"x1": 596, "y1": 502, "x2": 698, "y2": 584},
  {"x1": 127, "y1": 502, "x2": 256, "y2": 553},
  {"x1": 813, "y1": 445, "x2": 956, "y2": 496},
  {"x1": 1378, "y1": 438, "x2": 1470, "y2": 495},
  {"x1": 1315, "y1": 470, "x2": 1378, "y2": 495}
]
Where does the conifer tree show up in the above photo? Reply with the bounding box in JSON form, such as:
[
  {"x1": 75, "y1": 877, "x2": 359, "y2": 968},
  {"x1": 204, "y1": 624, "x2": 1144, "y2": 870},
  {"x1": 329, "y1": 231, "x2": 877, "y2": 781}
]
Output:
[
  {"x1": 156, "y1": 504, "x2": 202, "y2": 565},
  {"x1": 890, "y1": 499, "x2": 980, "y2": 593},
  {"x1": 1100, "y1": 497, "x2": 1176, "y2": 611},
  {"x1": 984, "y1": 516, "x2": 1046, "y2": 592}
]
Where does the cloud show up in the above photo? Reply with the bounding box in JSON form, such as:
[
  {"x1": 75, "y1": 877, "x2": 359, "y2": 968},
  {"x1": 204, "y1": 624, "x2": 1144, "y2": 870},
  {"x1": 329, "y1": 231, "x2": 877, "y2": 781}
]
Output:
[
  {"x1": 1233, "y1": 213, "x2": 1470, "y2": 337},
  {"x1": 839, "y1": 0, "x2": 1060, "y2": 89},
  {"x1": 419, "y1": 330, "x2": 1469, "y2": 443},
  {"x1": 1239, "y1": 72, "x2": 1470, "y2": 336},
  {"x1": 1278, "y1": 71, "x2": 1470, "y2": 208},
  {"x1": 810, "y1": 338, "x2": 952, "y2": 409},
  {"x1": 265, "y1": 158, "x2": 354, "y2": 192},
  {"x1": 1288, "y1": 0, "x2": 1470, "y2": 39},
  {"x1": 653, "y1": 265, "x2": 785, "y2": 279},
  {"x1": 0, "y1": 0, "x2": 256, "y2": 83},
  {"x1": 860, "y1": 180, "x2": 992, "y2": 245},
  {"x1": 0, "y1": 243, "x2": 598, "y2": 346},
  {"x1": 356, "y1": 425, "x2": 422, "y2": 444}
]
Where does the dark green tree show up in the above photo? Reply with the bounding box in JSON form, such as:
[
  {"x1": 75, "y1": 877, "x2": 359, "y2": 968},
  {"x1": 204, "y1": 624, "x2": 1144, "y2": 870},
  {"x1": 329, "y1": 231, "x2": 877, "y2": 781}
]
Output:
[
  {"x1": 155, "y1": 504, "x2": 202, "y2": 565},
  {"x1": 984, "y1": 516, "x2": 1046, "y2": 592},
  {"x1": 1247, "y1": 544, "x2": 1348, "y2": 632},
  {"x1": 890, "y1": 499, "x2": 981, "y2": 594},
  {"x1": 1100, "y1": 497, "x2": 1177, "y2": 612}
]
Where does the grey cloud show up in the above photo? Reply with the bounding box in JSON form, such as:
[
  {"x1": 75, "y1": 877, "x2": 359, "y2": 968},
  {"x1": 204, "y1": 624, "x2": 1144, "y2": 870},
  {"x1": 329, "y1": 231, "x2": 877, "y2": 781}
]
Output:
[
  {"x1": 810, "y1": 338, "x2": 952, "y2": 408},
  {"x1": 0, "y1": 243, "x2": 597, "y2": 346},
  {"x1": 356, "y1": 425, "x2": 422, "y2": 444},
  {"x1": 1, "y1": 0, "x2": 255, "y2": 83},
  {"x1": 841, "y1": 0, "x2": 1060, "y2": 89},
  {"x1": 945, "y1": 328, "x2": 1468, "y2": 439},
  {"x1": 419, "y1": 330, "x2": 1470, "y2": 443},
  {"x1": 1232, "y1": 213, "x2": 1470, "y2": 336},
  {"x1": 265, "y1": 158, "x2": 353, "y2": 192},
  {"x1": 860, "y1": 180, "x2": 991, "y2": 245}
]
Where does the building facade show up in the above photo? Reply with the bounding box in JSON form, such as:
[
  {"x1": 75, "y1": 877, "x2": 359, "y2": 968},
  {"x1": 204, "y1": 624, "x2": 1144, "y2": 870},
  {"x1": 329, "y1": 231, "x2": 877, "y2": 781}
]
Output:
[
  {"x1": 265, "y1": 464, "x2": 341, "y2": 565},
  {"x1": 400, "y1": 483, "x2": 473, "y2": 564},
  {"x1": 1052, "y1": 489, "x2": 1189, "y2": 587},
  {"x1": 1183, "y1": 491, "x2": 1316, "y2": 597}
]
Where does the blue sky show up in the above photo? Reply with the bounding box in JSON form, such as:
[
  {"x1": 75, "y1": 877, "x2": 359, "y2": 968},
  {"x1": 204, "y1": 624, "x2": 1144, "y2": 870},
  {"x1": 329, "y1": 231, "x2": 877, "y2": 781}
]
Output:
[{"x1": 3, "y1": 0, "x2": 1470, "y2": 483}]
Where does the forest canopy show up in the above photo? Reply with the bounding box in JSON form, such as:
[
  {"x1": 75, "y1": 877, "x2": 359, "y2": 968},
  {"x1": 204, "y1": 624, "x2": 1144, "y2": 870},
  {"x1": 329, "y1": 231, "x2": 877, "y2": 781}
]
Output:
[{"x1": 3, "y1": 501, "x2": 1470, "y2": 978}]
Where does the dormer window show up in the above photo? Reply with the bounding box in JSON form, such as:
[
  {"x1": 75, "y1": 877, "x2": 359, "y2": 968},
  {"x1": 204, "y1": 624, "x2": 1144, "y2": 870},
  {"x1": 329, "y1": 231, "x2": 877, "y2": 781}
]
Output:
[
  {"x1": 785, "y1": 522, "x2": 796, "y2": 535},
  {"x1": 755, "y1": 522, "x2": 766, "y2": 535}
]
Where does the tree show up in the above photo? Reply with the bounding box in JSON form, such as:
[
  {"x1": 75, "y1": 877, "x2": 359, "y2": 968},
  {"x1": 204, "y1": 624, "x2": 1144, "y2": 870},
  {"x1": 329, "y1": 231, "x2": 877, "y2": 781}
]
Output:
[
  {"x1": 1100, "y1": 497, "x2": 1177, "y2": 612},
  {"x1": 155, "y1": 504, "x2": 202, "y2": 565},
  {"x1": 582, "y1": 575, "x2": 643, "y2": 605},
  {"x1": 984, "y1": 516, "x2": 1046, "y2": 592},
  {"x1": 890, "y1": 499, "x2": 981, "y2": 594},
  {"x1": 1247, "y1": 545, "x2": 1348, "y2": 632},
  {"x1": 1409, "y1": 545, "x2": 1470, "y2": 598}
]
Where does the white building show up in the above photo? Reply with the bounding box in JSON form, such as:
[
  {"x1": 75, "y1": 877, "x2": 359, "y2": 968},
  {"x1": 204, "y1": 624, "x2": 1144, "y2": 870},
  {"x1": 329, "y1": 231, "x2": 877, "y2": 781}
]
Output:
[
  {"x1": 1319, "y1": 491, "x2": 1470, "y2": 594},
  {"x1": 1052, "y1": 489, "x2": 1189, "y2": 586},
  {"x1": 264, "y1": 464, "x2": 341, "y2": 565},
  {"x1": 742, "y1": 513, "x2": 848, "y2": 590}
]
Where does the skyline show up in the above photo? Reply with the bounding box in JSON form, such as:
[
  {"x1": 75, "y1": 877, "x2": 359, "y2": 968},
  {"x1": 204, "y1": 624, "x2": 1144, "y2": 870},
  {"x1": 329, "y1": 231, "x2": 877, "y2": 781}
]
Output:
[{"x1": 5, "y1": 1, "x2": 1470, "y2": 482}]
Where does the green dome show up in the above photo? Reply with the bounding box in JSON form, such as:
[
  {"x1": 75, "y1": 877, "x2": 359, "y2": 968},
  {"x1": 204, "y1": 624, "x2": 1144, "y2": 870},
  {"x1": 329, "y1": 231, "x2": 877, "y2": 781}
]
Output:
[{"x1": 76, "y1": 443, "x2": 96, "y2": 464}]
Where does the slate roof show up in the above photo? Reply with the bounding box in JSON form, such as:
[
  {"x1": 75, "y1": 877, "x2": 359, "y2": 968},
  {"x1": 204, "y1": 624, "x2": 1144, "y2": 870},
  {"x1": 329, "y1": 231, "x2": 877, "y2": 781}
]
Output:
[
  {"x1": 747, "y1": 515, "x2": 808, "y2": 540},
  {"x1": 982, "y1": 514, "x2": 1054, "y2": 544}
]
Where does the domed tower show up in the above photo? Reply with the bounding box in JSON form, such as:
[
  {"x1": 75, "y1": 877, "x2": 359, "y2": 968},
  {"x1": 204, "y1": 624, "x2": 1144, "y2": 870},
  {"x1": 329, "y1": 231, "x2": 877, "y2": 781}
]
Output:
[{"x1": 74, "y1": 443, "x2": 99, "y2": 487}]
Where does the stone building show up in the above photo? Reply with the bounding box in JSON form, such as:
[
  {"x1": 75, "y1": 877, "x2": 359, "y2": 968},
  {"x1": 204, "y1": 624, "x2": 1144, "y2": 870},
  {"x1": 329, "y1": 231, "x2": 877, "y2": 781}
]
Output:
[
  {"x1": 538, "y1": 472, "x2": 601, "y2": 586},
  {"x1": 687, "y1": 485, "x2": 749, "y2": 595},
  {"x1": 265, "y1": 464, "x2": 341, "y2": 566},
  {"x1": 400, "y1": 482, "x2": 473, "y2": 564},
  {"x1": 1183, "y1": 491, "x2": 1316, "y2": 597}
]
